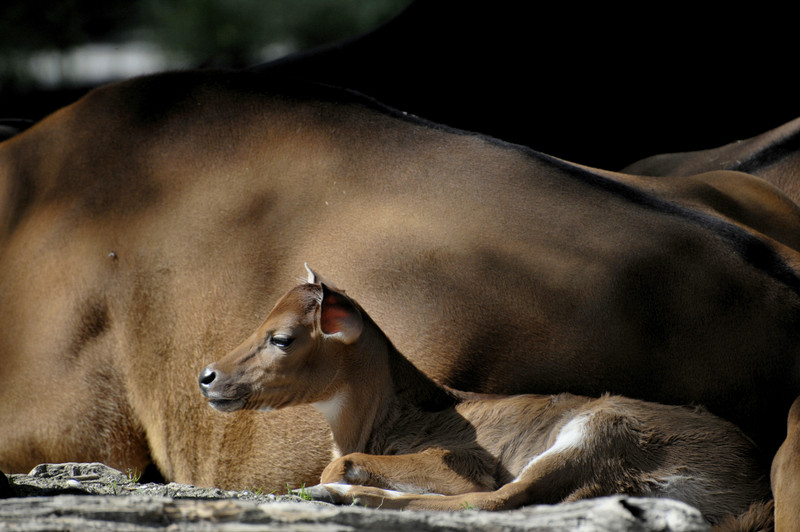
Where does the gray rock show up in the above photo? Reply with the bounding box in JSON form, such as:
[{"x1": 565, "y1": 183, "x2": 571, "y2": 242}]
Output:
[
  {"x1": 0, "y1": 463, "x2": 710, "y2": 531},
  {"x1": 7, "y1": 462, "x2": 288, "y2": 502}
]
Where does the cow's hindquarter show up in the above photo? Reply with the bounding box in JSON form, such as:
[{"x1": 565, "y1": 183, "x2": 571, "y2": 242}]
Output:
[{"x1": 0, "y1": 91, "x2": 334, "y2": 488}]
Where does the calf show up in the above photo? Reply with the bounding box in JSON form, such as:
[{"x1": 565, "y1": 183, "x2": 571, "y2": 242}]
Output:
[{"x1": 199, "y1": 266, "x2": 771, "y2": 525}]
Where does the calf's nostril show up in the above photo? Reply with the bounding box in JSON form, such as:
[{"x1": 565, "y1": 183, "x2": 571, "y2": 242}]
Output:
[{"x1": 199, "y1": 367, "x2": 216, "y2": 388}]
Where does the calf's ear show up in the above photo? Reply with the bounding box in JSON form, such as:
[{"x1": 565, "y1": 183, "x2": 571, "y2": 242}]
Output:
[
  {"x1": 305, "y1": 263, "x2": 341, "y2": 290},
  {"x1": 320, "y1": 284, "x2": 363, "y2": 345}
]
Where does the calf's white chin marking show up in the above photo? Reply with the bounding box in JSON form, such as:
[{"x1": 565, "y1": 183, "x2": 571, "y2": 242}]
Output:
[
  {"x1": 209, "y1": 398, "x2": 246, "y2": 412},
  {"x1": 312, "y1": 390, "x2": 348, "y2": 425}
]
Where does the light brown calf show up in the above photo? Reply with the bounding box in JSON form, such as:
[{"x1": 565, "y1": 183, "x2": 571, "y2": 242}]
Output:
[{"x1": 200, "y1": 267, "x2": 771, "y2": 526}]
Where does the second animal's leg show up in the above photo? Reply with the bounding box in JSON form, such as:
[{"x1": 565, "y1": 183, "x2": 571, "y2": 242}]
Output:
[{"x1": 772, "y1": 396, "x2": 800, "y2": 531}]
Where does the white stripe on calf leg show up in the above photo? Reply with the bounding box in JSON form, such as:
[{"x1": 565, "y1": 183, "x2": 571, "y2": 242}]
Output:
[{"x1": 515, "y1": 412, "x2": 593, "y2": 481}]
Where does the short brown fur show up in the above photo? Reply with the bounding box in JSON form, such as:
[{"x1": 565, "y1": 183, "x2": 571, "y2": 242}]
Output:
[{"x1": 0, "y1": 72, "x2": 799, "y2": 523}]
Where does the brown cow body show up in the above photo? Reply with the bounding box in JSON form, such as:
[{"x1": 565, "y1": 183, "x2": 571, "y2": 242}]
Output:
[{"x1": 1, "y1": 70, "x2": 799, "y2": 493}]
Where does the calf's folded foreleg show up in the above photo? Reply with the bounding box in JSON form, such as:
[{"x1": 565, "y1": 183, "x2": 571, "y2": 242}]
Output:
[{"x1": 320, "y1": 449, "x2": 495, "y2": 496}]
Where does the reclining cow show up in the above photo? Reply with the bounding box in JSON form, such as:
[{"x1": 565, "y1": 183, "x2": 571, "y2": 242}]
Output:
[{"x1": 0, "y1": 72, "x2": 798, "y2": 526}]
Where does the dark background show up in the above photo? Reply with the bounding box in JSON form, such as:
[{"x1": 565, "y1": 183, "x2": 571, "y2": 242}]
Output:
[
  {"x1": 2, "y1": 1, "x2": 798, "y2": 170},
  {"x1": 0, "y1": 0, "x2": 410, "y2": 120}
]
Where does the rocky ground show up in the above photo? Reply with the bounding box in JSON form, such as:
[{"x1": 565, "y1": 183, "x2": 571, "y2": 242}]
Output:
[{"x1": 0, "y1": 462, "x2": 710, "y2": 531}]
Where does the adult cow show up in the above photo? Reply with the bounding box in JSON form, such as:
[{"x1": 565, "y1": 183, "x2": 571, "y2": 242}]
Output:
[{"x1": 1, "y1": 71, "x2": 799, "y2": 499}]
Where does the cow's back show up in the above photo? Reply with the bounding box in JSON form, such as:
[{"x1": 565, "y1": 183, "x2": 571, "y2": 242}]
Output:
[{"x1": 624, "y1": 116, "x2": 800, "y2": 206}]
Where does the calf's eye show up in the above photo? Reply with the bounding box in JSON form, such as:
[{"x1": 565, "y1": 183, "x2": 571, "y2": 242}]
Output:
[{"x1": 270, "y1": 335, "x2": 294, "y2": 349}]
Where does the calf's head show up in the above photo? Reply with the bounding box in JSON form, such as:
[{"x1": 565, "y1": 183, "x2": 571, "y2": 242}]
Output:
[{"x1": 198, "y1": 266, "x2": 363, "y2": 412}]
